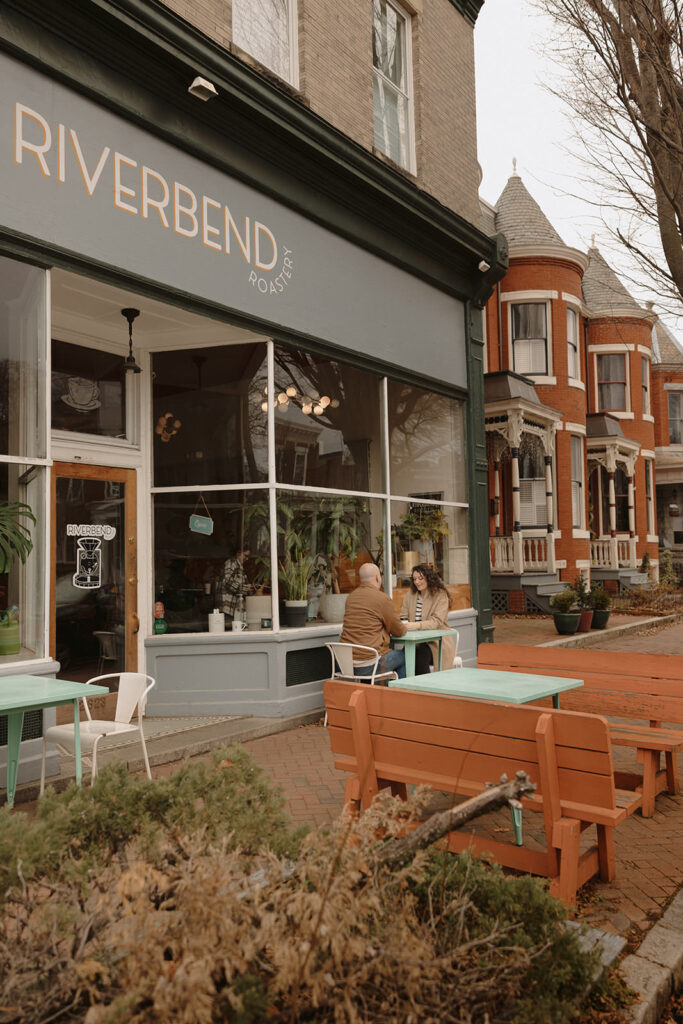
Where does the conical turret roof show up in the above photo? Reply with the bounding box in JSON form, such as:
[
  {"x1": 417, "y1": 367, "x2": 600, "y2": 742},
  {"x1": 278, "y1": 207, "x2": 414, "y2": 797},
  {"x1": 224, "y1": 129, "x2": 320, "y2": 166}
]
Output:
[
  {"x1": 582, "y1": 247, "x2": 642, "y2": 312},
  {"x1": 494, "y1": 173, "x2": 566, "y2": 247},
  {"x1": 653, "y1": 319, "x2": 683, "y2": 365}
]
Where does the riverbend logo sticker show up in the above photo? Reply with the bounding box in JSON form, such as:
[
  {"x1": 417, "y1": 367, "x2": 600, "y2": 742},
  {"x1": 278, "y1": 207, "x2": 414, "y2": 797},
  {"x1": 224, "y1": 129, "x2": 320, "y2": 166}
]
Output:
[{"x1": 14, "y1": 103, "x2": 295, "y2": 298}]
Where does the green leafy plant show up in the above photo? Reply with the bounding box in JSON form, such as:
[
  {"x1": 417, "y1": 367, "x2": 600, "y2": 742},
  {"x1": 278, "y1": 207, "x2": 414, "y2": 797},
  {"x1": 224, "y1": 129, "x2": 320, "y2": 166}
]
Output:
[
  {"x1": 0, "y1": 501, "x2": 36, "y2": 574},
  {"x1": 550, "y1": 588, "x2": 578, "y2": 614},
  {"x1": 589, "y1": 585, "x2": 612, "y2": 611},
  {"x1": 572, "y1": 573, "x2": 591, "y2": 609},
  {"x1": 398, "y1": 506, "x2": 451, "y2": 545},
  {"x1": 278, "y1": 549, "x2": 315, "y2": 600}
]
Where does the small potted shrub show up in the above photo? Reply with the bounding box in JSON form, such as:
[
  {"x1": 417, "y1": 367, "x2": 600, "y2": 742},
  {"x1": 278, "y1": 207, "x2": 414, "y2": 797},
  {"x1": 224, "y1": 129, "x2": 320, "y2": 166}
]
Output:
[
  {"x1": 589, "y1": 585, "x2": 612, "y2": 629},
  {"x1": 550, "y1": 588, "x2": 580, "y2": 635},
  {"x1": 572, "y1": 574, "x2": 594, "y2": 632}
]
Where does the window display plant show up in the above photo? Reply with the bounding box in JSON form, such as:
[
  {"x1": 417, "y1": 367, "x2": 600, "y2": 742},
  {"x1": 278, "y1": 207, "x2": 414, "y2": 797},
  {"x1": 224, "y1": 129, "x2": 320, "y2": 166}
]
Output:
[{"x1": 0, "y1": 500, "x2": 36, "y2": 655}]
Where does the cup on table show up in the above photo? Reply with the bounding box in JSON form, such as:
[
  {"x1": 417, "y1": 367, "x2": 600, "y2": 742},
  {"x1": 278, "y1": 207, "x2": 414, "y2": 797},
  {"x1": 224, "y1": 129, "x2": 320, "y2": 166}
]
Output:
[{"x1": 232, "y1": 619, "x2": 246, "y2": 632}]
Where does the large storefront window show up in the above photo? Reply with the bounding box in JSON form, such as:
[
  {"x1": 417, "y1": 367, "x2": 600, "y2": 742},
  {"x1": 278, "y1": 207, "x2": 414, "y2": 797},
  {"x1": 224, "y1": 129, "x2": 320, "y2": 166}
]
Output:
[
  {"x1": 387, "y1": 381, "x2": 466, "y2": 502},
  {"x1": 151, "y1": 338, "x2": 470, "y2": 629},
  {"x1": 0, "y1": 257, "x2": 46, "y2": 459},
  {"x1": 274, "y1": 348, "x2": 383, "y2": 493},
  {"x1": 153, "y1": 489, "x2": 271, "y2": 632},
  {"x1": 152, "y1": 343, "x2": 268, "y2": 487},
  {"x1": 0, "y1": 463, "x2": 46, "y2": 663}
]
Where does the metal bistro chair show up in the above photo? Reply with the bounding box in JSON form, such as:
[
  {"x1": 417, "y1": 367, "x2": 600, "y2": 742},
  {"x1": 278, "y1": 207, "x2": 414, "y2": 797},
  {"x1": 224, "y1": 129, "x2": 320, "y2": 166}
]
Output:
[
  {"x1": 323, "y1": 642, "x2": 398, "y2": 726},
  {"x1": 40, "y1": 672, "x2": 156, "y2": 792},
  {"x1": 93, "y1": 630, "x2": 119, "y2": 676}
]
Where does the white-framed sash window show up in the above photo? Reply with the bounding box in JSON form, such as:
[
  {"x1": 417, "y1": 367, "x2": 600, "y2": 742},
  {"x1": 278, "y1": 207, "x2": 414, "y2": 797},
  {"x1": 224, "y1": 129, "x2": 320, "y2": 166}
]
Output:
[
  {"x1": 372, "y1": 0, "x2": 415, "y2": 173},
  {"x1": 232, "y1": 0, "x2": 299, "y2": 86},
  {"x1": 511, "y1": 302, "x2": 548, "y2": 376},
  {"x1": 570, "y1": 434, "x2": 584, "y2": 529}
]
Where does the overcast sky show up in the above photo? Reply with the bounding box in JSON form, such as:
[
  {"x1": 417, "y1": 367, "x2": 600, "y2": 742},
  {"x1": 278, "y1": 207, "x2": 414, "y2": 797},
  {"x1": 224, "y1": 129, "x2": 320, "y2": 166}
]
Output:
[{"x1": 474, "y1": 0, "x2": 605, "y2": 253}]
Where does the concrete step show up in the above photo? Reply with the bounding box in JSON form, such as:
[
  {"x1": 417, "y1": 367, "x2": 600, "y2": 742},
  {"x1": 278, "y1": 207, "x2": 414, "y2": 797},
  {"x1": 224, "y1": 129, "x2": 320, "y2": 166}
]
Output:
[{"x1": 535, "y1": 582, "x2": 566, "y2": 596}]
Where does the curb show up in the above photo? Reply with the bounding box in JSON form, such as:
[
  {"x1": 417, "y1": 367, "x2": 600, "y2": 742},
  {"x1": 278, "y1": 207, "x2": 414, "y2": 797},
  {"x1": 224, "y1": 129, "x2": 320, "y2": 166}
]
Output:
[{"x1": 620, "y1": 888, "x2": 683, "y2": 1023}]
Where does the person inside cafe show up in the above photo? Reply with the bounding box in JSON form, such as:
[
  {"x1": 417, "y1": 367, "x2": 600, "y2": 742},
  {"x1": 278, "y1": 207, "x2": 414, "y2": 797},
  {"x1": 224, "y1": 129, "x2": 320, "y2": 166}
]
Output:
[
  {"x1": 216, "y1": 548, "x2": 262, "y2": 623},
  {"x1": 400, "y1": 563, "x2": 454, "y2": 674},
  {"x1": 340, "y1": 562, "x2": 409, "y2": 678}
]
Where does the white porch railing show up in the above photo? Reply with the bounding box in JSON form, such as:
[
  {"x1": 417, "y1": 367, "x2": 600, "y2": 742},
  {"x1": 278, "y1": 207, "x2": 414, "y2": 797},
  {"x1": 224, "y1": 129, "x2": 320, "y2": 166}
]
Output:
[
  {"x1": 591, "y1": 539, "x2": 612, "y2": 568},
  {"x1": 490, "y1": 535, "x2": 514, "y2": 573},
  {"x1": 591, "y1": 537, "x2": 637, "y2": 570},
  {"x1": 490, "y1": 535, "x2": 549, "y2": 574},
  {"x1": 617, "y1": 539, "x2": 630, "y2": 565}
]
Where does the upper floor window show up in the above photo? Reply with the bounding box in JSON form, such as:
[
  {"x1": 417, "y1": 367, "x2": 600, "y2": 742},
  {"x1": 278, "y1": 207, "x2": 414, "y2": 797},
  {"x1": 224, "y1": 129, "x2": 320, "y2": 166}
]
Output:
[
  {"x1": 644, "y1": 459, "x2": 655, "y2": 534},
  {"x1": 669, "y1": 392, "x2": 683, "y2": 444},
  {"x1": 641, "y1": 357, "x2": 650, "y2": 415},
  {"x1": 372, "y1": 0, "x2": 414, "y2": 172},
  {"x1": 511, "y1": 302, "x2": 548, "y2": 376},
  {"x1": 519, "y1": 441, "x2": 546, "y2": 527},
  {"x1": 232, "y1": 0, "x2": 297, "y2": 85},
  {"x1": 567, "y1": 307, "x2": 580, "y2": 379},
  {"x1": 570, "y1": 435, "x2": 584, "y2": 528},
  {"x1": 597, "y1": 353, "x2": 626, "y2": 411}
]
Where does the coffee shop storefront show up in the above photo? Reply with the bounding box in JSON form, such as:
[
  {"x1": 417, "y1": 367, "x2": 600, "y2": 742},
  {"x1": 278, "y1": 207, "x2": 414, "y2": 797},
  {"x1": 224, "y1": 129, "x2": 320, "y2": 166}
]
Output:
[{"x1": 0, "y1": 11, "x2": 502, "y2": 788}]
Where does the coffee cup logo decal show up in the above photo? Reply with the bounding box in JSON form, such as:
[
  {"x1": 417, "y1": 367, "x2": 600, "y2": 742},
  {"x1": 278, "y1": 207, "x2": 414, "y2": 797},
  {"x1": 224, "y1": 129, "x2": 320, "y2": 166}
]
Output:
[
  {"x1": 61, "y1": 376, "x2": 101, "y2": 411},
  {"x1": 73, "y1": 537, "x2": 102, "y2": 589}
]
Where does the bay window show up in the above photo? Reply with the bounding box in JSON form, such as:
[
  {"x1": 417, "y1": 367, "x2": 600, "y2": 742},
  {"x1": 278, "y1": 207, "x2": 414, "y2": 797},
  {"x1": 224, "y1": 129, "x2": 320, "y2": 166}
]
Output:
[
  {"x1": 511, "y1": 303, "x2": 548, "y2": 376},
  {"x1": 567, "y1": 307, "x2": 579, "y2": 380},
  {"x1": 641, "y1": 357, "x2": 650, "y2": 415},
  {"x1": 570, "y1": 435, "x2": 584, "y2": 528},
  {"x1": 597, "y1": 353, "x2": 626, "y2": 411},
  {"x1": 669, "y1": 392, "x2": 683, "y2": 444}
]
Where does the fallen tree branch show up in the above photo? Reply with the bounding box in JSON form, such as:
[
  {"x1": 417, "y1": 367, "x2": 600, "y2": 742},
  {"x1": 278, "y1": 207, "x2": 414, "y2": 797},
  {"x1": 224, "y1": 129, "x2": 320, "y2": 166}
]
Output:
[{"x1": 374, "y1": 772, "x2": 536, "y2": 870}]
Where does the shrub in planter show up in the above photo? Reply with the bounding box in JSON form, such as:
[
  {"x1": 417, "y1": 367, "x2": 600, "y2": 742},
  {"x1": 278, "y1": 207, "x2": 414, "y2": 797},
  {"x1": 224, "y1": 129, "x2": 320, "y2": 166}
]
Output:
[
  {"x1": 589, "y1": 585, "x2": 612, "y2": 629},
  {"x1": 572, "y1": 575, "x2": 594, "y2": 632},
  {"x1": 550, "y1": 588, "x2": 580, "y2": 635}
]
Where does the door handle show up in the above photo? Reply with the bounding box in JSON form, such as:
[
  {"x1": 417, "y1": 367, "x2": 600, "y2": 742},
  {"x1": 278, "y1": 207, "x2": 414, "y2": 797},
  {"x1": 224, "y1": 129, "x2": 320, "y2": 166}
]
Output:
[{"x1": 131, "y1": 613, "x2": 140, "y2": 635}]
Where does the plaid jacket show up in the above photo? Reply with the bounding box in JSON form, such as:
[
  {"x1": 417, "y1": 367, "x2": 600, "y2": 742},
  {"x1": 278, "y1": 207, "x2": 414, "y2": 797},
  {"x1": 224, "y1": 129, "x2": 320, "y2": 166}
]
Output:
[{"x1": 216, "y1": 558, "x2": 253, "y2": 617}]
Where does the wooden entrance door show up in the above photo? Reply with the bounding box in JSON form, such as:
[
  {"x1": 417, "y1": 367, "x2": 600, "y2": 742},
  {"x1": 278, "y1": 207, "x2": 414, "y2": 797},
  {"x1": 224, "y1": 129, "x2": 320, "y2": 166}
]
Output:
[{"x1": 51, "y1": 463, "x2": 138, "y2": 679}]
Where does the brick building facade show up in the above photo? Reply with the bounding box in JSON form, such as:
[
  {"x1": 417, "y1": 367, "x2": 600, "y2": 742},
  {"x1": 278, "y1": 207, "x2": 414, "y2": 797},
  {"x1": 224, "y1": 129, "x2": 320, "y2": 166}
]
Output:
[{"x1": 480, "y1": 170, "x2": 681, "y2": 611}]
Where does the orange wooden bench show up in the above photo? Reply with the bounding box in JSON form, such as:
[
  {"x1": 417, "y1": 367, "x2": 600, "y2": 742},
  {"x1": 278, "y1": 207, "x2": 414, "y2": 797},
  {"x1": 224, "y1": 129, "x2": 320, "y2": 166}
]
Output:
[
  {"x1": 477, "y1": 644, "x2": 683, "y2": 817},
  {"x1": 324, "y1": 679, "x2": 641, "y2": 906}
]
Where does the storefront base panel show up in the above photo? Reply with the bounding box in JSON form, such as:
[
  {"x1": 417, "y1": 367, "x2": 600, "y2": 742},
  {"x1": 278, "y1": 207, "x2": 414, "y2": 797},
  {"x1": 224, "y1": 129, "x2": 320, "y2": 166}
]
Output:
[
  {"x1": 144, "y1": 610, "x2": 478, "y2": 719},
  {"x1": 0, "y1": 660, "x2": 61, "y2": 789}
]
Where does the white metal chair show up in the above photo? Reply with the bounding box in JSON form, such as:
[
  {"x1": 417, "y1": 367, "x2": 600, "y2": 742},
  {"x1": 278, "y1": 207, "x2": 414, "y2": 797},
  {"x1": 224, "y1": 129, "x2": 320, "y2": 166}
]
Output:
[
  {"x1": 40, "y1": 672, "x2": 156, "y2": 792},
  {"x1": 323, "y1": 642, "x2": 398, "y2": 725}
]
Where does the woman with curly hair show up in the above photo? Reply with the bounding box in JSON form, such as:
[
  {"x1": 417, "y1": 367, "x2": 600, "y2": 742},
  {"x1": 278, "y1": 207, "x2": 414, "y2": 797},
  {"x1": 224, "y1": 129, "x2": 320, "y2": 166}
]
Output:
[{"x1": 400, "y1": 563, "x2": 455, "y2": 675}]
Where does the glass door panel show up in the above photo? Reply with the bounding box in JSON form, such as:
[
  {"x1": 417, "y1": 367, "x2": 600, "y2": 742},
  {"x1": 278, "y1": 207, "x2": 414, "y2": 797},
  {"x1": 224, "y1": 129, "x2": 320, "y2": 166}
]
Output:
[{"x1": 52, "y1": 464, "x2": 137, "y2": 681}]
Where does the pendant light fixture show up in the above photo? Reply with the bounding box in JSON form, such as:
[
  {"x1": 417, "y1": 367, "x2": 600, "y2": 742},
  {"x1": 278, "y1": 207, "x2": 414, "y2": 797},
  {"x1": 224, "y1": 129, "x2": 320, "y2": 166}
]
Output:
[{"x1": 121, "y1": 307, "x2": 142, "y2": 374}]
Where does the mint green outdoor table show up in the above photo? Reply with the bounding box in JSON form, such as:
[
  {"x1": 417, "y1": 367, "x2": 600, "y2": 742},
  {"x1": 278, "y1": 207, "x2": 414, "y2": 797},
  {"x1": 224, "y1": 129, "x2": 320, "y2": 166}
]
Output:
[
  {"x1": 389, "y1": 628, "x2": 458, "y2": 676},
  {"x1": 390, "y1": 666, "x2": 583, "y2": 709},
  {"x1": 1, "y1": 675, "x2": 109, "y2": 808}
]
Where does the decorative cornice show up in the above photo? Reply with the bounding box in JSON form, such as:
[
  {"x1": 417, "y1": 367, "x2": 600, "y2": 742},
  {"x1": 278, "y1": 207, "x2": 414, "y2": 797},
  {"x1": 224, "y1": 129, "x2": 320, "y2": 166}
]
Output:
[
  {"x1": 509, "y1": 244, "x2": 589, "y2": 273},
  {"x1": 446, "y1": 0, "x2": 486, "y2": 25},
  {"x1": 0, "y1": 0, "x2": 497, "y2": 301}
]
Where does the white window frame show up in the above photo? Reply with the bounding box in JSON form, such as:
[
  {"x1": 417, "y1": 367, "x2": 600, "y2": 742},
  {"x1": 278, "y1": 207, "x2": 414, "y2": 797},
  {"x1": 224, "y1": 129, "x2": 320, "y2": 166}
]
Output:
[
  {"x1": 644, "y1": 458, "x2": 655, "y2": 536},
  {"x1": 232, "y1": 0, "x2": 299, "y2": 88},
  {"x1": 570, "y1": 434, "x2": 584, "y2": 530},
  {"x1": 669, "y1": 391, "x2": 683, "y2": 446},
  {"x1": 595, "y1": 350, "x2": 631, "y2": 414},
  {"x1": 509, "y1": 300, "x2": 552, "y2": 379},
  {"x1": 372, "y1": 0, "x2": 416, "y2": 174},
  {"x1": 566, "y1": 306, "x2": 580, "y2": 382},
  {"x1": 641, "y1": 356, "x2": 651, "y2": 416}
]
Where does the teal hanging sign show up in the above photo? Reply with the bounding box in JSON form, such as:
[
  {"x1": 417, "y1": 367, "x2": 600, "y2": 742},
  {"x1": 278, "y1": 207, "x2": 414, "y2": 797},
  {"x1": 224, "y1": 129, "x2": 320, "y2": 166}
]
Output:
[{"x1": 189, "y1": 495, "x2": 214, "y2": 536}]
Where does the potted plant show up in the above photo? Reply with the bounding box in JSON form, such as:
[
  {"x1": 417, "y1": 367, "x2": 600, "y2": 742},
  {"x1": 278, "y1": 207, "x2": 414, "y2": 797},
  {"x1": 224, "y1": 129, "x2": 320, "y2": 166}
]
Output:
[
  {"x1": 0, "y1": 500, "x2": 36, "y2": 656},
  {"x1": 572, "y1": 574, "x2": 594, "y2": 632},
  {"x1": 394, "y1": 506, "x2": 451, "y2": 576},
  {"x1": 589, "y1": 585, "x2": 612, "y2": 629},
  {"x1": 549, "y1": 588, "x2": 580, "y2": 635},
  {"x1": 315, "y1": 496, "x2": 366, "y2": 623}
]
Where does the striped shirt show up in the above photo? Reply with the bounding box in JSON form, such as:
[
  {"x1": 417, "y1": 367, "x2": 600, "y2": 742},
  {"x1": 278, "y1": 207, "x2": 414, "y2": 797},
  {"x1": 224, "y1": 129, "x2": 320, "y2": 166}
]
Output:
[{"x1": 415, "y1": 595, "x2": 423, "y2": 622}]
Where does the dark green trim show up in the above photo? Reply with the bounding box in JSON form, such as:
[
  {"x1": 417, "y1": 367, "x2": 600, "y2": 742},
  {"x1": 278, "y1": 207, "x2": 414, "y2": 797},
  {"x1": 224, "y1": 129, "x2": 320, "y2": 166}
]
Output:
[
  {"x1": 465, "y1": 303, "x2": 494, "y2": 646},
  {"x1": 0, "y1": 0, "x2": 499, "y2": 302},
  {"x1": 446, "y1": 0, "x2": 486, "y2": 26}
]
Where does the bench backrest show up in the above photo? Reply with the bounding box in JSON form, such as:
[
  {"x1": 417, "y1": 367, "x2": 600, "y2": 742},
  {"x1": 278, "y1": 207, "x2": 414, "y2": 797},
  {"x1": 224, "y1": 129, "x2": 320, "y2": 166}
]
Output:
[
  {"x1": 478, "y1": 644, "x2": 683, "y2": 725},
  {"x1": 324, "y1": 679, "x2": 617, "y2": 813}
]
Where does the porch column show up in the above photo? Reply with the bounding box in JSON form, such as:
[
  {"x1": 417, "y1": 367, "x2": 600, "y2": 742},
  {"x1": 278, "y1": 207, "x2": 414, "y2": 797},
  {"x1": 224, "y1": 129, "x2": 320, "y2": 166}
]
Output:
[
  {"x1": 608, "y1": 470, "x2": 618, "y2": 568},
  {"x1": 493, "y1": 459, "x2": 501, "y2": 536},
  {"x1": 545, "y1": 454, "x2": 556, "y2": 573},
  {"x1": 511, "y1": 446, "x2": 523, "y2": 574},
  {"x1": 627, "y1": 472, "x2": 637, "y2": 567}
]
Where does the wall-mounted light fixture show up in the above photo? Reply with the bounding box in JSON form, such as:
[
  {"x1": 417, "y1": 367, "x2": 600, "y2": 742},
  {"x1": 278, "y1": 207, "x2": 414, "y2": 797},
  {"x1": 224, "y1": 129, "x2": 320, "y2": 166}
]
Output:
[
  {"x1": 188, "y1": 76, "x2": 218, "y2": 101},
  {"x1": 121, "y1": 308, "x2": 142, "y2": 374}
]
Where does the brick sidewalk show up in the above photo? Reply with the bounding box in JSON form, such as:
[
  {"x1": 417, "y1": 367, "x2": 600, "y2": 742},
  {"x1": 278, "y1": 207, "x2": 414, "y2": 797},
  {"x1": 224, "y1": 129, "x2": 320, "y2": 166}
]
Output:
[{"x1": 236, "y1": 619, "x2": 683, "y2": 939}]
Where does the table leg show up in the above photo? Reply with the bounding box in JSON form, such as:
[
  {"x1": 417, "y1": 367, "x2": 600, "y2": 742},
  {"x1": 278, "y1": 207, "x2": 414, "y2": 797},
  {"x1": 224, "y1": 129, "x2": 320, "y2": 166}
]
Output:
[
  {"x1": 72, "y1": 699, "x2": 83, "y2": 787},
  {"x1": 437, "y1": 638, "x2": 443, "y2": 671},
  {"x1": 405, "y1": 642, "x2": 416, "y2": 678},
  {"x1": 5, "y1": 711, "x2": 25, "y2": 809}
]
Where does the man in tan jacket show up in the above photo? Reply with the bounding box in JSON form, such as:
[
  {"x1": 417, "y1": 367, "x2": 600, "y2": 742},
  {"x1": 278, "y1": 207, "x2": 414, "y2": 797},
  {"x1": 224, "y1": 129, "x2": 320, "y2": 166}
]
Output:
[{"x1": 340, "y1": 562, "x2": 409, "y2": 678}]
